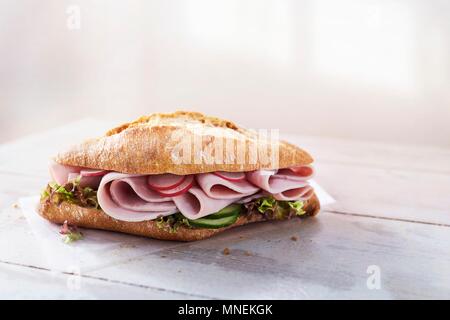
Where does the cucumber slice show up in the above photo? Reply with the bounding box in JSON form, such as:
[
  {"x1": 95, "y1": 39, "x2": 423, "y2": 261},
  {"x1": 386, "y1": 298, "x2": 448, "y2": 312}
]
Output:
[
  {"x1": 189, "y1": 214, "x2": 238, "y2": 229},
  {"x1": 207, "y1": 204, "x2": 242, "y2": 219}
]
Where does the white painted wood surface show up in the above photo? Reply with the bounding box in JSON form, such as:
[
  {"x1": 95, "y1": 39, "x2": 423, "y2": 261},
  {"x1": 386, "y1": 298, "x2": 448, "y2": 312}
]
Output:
[{"x1": 0, "y1": 120, "x2": 449, "y2": 299}]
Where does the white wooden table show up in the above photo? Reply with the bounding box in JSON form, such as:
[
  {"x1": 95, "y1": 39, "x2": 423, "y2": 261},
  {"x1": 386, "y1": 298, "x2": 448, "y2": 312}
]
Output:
[{"x1": 0, "y1": 119, "x2": 449, "y2": 299}]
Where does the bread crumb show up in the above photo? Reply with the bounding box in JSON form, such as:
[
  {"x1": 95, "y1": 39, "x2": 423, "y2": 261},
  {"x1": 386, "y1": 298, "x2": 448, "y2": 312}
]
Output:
[
  {"x1": 244, "y1": 251, "x2": 252, "y2": 256},
  {"x1": 222, "y1": 248, "x2": 230, "y2": 255},
  {"x1": 290, "y1": 236, "x2": 298, "y2": 241},
  {"x1": 12, "y1": 203, "x2": 19, "y2": 209}
]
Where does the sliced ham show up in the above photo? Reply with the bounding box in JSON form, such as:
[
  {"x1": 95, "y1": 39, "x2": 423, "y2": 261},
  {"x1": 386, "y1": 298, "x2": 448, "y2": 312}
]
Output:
[
  {"x1": 67, "y1": 173, "x2": 103, "y2": 189},
  {"x1": 274, "y1": 165, "x2": 314, "y2": 181},
  {"x1": 50, "y1": 162, "x2": 108, "y2": 188},
  {"x1": 67, "y1": 172, "x2": 80, "y2": 182},
  {"x1": 213, "y1": 171, "x2": 245, "y2": 181},
  {"x1": 110, "y1": 176, "x2": 172, "y2": 203},
  {"x1": 271, "y1": 186, "x2": 314, "y2": 201},
  {"x1": 196, "y1": 173, "x2": 260, "y2": 199},
  {"x1": 110, "y1": 181, "x2": 176, "y2": 212},
  {"x1": 51, "y1": 163, "x2": 316, "y2": 222},
  {"x1": 80, "y1": 169, "x2": 109, "y2": 177},
  {"x1": 97, "y1": 173, "x2": 177, "y2": 222},
  {"x1": 78, "y1": 175, "x2": 105, "y2": 189},
  {"x1": 288, "y1": 165, "x2": 315, "y2": 177},
  {"x1": 172, "y1": 186, "x2": 237, "y2": 220},
  {"x1": 236, "y1": 192, "x2": 265, "y2": 204},
  {"x1": 246, "y1": 165, "x2": 315, "y2": 201},
  {"x1": 153, "y1": 175, "x2": 194, "y2": 197},
  {"x1": 246, "y1": 170, "x2": 307, "y2": 194},
  {"x1": 49, "y1": 162, "x2": 81, "y2": 185},
  {"x1": 147, "y1": 173, "x2": 186, "y2": 190}
]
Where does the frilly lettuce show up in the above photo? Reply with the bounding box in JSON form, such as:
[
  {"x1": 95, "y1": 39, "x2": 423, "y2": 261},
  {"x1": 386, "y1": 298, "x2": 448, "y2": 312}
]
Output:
[
  {"x1": 287, "y1": 200, "x2": 305, "y2": 216},
  {"x1": 256, "y1": 197, "x2": 277, "y2": 213},
  {"x1": 246, "y1": 196, "x2": 305, "y2": 220},
  {"x1": 60, "y1": 220, "x2": 83, "y2": 244},
  {"x1": 63, "y1": 230, "x2": 84, "y2": 244},
  {"x1": 156, "y1": 213, "x2": 191, "y2": 233},
  {"x1": 41, "y1": 180, "x2": 100, "y2": 209}
]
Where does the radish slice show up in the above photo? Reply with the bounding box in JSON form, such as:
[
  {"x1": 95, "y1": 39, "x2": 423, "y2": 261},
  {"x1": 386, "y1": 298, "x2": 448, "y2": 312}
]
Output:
[
  {"x1": 285, "y1": 166, "x2": 314, "y2": 178},
  {"x1": 148, "y1": 174, "x2": 186, "y2": 191},
  {"x1": 213, "y1": 171, "x2": 245, "y2": 181},
  {"x1": 80, "y1": 169, "x2": 108, "y2": 177},
  {"x1": 155, "y1": 175, "x2": 194, "y2": 197}
]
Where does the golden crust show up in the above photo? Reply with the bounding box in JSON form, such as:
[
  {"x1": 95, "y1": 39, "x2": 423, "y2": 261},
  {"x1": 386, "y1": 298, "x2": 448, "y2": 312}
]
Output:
[
  {"x1": 54, "y1": 111, "x2": 313, "y2": 175},
  {"x1": 38, "y1": 194, "x2": 320, "y2": 242}
]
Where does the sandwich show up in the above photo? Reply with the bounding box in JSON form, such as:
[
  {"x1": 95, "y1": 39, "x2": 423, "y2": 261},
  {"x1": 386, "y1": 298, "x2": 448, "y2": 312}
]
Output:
[{"x1": 39, "y1": 111, "x2": 320, "y2": 241}]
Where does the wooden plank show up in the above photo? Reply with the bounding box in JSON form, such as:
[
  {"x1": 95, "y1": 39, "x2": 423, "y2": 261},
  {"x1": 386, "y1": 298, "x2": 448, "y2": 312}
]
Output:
[
  {"x1": 0, "y1": 174, "x2": 52, "y2": 268},
  {"x1": 285, "y1": 134, "x2": 450, "y2": 173},
  {"x1": 80, "y1": 212, "x2": 450, "y2": 299},
  {"x1": 0, "y1": 262, "x2": 199, "y2": 299},
  {"x1": 315, "y1": 162, "x2": 450, "y2": 225}
]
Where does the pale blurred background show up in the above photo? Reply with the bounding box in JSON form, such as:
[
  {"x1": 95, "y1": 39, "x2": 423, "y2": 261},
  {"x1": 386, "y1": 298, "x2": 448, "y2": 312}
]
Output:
[{"x1": 0, "y1": 0, "x2": 449, "y2": 147}]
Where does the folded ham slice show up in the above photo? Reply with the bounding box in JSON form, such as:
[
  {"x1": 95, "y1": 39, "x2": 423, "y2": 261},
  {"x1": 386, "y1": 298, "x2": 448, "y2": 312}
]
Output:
[
  {"x1": 267, "y1": 187, "x2": 314, "y2": 201},
  {"x1": 275, "y1": 166, "x2": 314, "y2": 181},
  {"x1": 172, "y1": 186, "x2": 237, "y2": 220},
  {"x1": 246, "y1": 166, "x2": 314, "y2": 201},
  {"x1": 236, "y1": 192, "x2": 265, "y2": 204},
  {"x1": 50, "y1": 162, "x2": 107, "y2": 189},
  {"x1": 97, "y1": 173, "x2": 178, "y2": 222},
  {"x1": 49, "y1": 163, "x2": 81, "y2": 185},
  {"x1": 196, "y1": 173, "x2": 260, "y2": 199}
]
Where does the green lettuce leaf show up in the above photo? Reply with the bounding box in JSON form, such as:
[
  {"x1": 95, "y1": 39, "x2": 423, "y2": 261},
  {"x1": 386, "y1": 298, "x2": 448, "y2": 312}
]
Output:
[
  {"x1": 41, "y1": 181, "x2": 100, "y2": 209},
  {"x1": 246, "y1": 196, "x2": 306, "y2": 220},
  {"x1": 287, "y1": 200, "x2": 305, "y2": 216},
  {"x1": 256, "y1": 197, "x2": 277, "y2": 213},
  {"x1": 156, "y1": 213, "x2": 191, "y2": 233},
  {"x1": 60, "y1": 220, "x2": 84, "y2": 244},
  {"x1": 63, "y1": 231, "x2": 84, "y2": 244}
]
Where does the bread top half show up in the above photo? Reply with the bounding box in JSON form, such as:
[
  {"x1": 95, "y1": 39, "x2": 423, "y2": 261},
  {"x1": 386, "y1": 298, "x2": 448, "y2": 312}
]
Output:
[{"x1": 54, "y1": 111, "x2": 313, "y2": 175}]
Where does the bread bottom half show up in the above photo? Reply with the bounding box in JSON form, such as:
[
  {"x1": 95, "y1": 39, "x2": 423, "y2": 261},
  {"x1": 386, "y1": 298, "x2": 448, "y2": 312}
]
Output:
[{"x1": 38, "y1": 194, "x2": 320, "y2": 241}]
